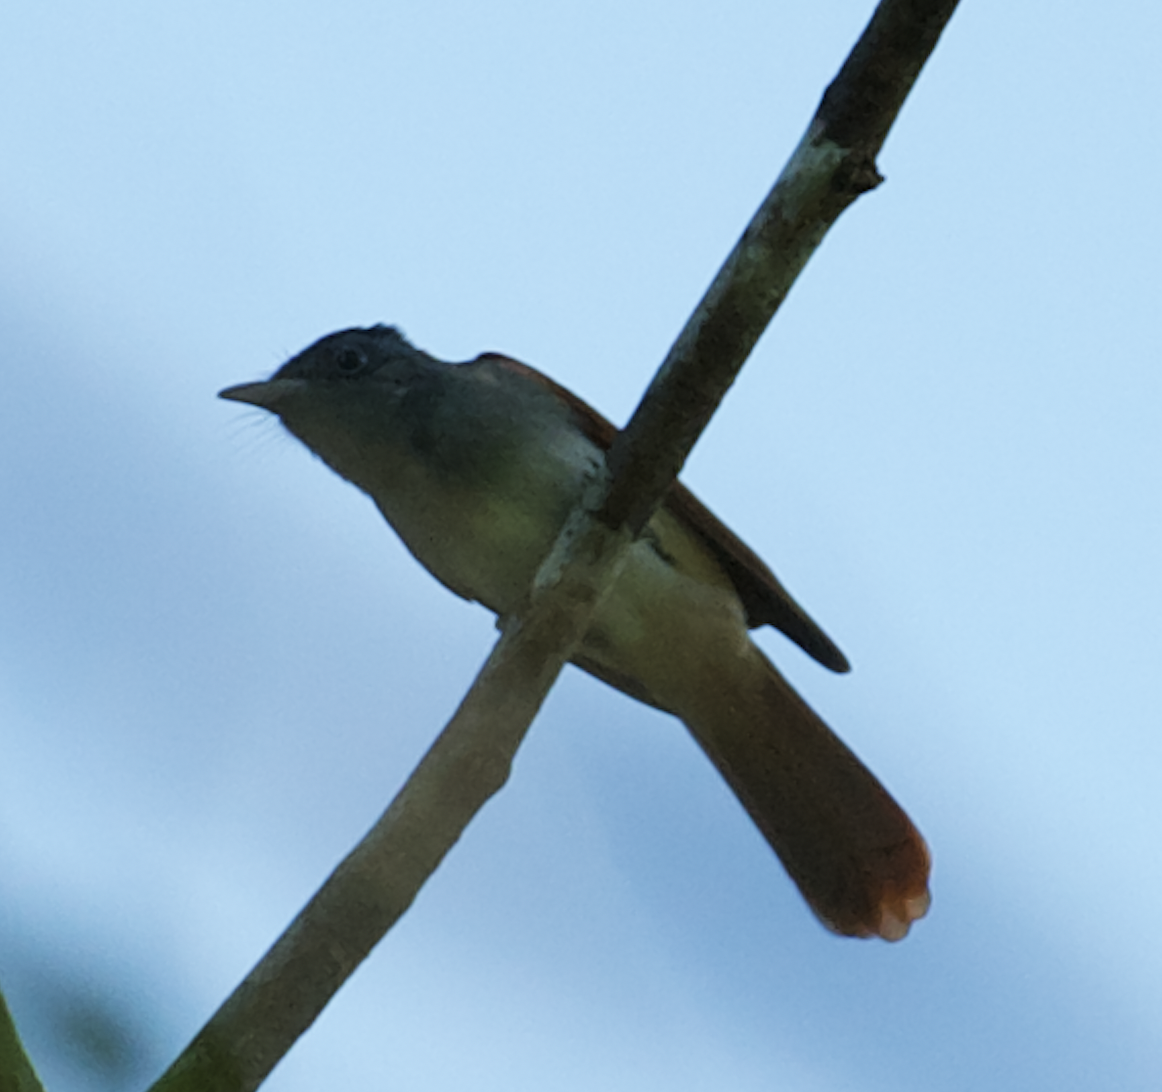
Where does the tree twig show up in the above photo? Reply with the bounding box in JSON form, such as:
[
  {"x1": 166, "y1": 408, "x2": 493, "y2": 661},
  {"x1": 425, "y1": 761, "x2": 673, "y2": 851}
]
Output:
[{"x1": 153, "y1": 2, "x2": 960, "y2": 1089}]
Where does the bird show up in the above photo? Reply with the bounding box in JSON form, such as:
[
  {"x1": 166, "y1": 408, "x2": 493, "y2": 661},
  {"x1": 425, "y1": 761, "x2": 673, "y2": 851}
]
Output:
[{"x1": 221, "y1": 324, "x2": 931, "y2": 940}]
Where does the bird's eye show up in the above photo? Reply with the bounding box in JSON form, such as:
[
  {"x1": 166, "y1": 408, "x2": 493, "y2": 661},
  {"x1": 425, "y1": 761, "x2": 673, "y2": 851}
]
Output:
[{"x1": 335, "y1": 347, "x2": 367, "y2": 375}]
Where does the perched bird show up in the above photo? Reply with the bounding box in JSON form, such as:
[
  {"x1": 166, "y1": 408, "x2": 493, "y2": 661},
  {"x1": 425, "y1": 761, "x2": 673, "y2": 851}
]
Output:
[{"x1": 221, "y1": 325, "x2": 931, "y2": 940}]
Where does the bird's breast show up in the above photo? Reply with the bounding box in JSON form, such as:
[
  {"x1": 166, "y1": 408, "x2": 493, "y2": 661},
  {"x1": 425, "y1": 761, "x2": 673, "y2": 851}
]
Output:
[{"x1": 369, "y1": 424, "x2": 602, "y2": 615}]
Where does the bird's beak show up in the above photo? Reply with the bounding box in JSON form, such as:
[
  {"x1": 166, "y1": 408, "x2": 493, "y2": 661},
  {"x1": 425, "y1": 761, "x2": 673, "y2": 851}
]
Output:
[{"x1": 218, "y1": 378, "x2": 307, "y2": 409}]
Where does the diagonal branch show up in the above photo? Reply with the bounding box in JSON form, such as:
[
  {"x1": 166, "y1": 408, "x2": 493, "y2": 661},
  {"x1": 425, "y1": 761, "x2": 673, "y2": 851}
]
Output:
[{"x1": 153, "y1": 2, "x2": 960, "y2": 1089}]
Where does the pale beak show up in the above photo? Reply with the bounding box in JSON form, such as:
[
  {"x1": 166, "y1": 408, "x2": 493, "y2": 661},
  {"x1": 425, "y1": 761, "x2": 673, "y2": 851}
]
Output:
[{"x1": 219, "y1": 378, "x2": 307, "y2": 409}]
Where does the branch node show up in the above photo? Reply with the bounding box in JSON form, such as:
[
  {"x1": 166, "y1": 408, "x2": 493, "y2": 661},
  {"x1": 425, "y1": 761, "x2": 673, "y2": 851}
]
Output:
[{"x1": 835, "y1": 154, "x2": 885, "y2": 197}]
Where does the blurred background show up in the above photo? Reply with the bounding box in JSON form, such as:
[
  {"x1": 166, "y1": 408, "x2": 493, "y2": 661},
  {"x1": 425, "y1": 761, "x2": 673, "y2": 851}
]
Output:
[{"x1": 2, "y1": 1, "x2": 1160, "y2": 1089}]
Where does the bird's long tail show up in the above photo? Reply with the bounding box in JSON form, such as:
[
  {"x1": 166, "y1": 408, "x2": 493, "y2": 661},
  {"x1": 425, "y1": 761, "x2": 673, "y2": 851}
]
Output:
[{"x1": 677, "y1": 645, "x2": 931, "y2": 939}]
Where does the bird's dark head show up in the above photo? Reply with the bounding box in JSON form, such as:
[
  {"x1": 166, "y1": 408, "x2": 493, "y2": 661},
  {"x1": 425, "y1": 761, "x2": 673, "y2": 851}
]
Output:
[
  {"x1": 220, "y1": 325, "x2": 430, "y2": 407},
  {"x1": 273, "y1": 325, "x2": 428, "y2": 386},
  {"x1": 219, "y1": 325, "x2": 443, "y2": 486}
]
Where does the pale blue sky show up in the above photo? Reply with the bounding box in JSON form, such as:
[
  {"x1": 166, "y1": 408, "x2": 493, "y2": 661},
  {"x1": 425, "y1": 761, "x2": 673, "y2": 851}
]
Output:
[{"x1": 3, "y1": 2, "x2": 1161, "y2": 1090}]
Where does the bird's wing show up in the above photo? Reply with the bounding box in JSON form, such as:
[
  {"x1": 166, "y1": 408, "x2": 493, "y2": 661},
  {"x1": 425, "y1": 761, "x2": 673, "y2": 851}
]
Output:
[{"x1": 480, "y1": 353, "x2": 850, "y2": 673}]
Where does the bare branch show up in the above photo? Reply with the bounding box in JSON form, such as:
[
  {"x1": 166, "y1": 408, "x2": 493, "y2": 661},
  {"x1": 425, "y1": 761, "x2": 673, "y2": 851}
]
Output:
[
  {"x1": 602, "y1": 0, "x2": 960, "y2": 533},
  {"x1": 155, "y1": 2, "x2": 960, "y2": 1089},
  {"x1": 154, "y1": 502, "x2": 630, "y2": 1092}
]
